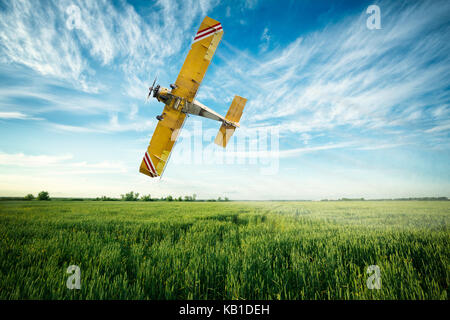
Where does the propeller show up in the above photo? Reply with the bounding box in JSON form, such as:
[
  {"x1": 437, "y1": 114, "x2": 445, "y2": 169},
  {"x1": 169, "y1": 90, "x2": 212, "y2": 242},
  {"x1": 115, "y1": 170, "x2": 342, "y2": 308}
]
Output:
[{"x1": 146, "y1": 77, "x2": 157, "y2": 103}]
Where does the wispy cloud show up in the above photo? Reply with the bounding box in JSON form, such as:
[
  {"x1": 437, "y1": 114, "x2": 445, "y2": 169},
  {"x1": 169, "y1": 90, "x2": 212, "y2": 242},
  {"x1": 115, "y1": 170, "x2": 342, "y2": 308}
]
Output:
[
  {"x1": 219, "y1": 141, "x2": 354, "y2": 160},
  {"x1": 259, "y1": 27, "x2": 271, "y2": 52},
  {"x1": 0, "y1": 0, "x2": 219, "y2": 94},
  {"x1": 0, "y1": 111, "x2": 42, "y2": 120},
  {"x1": 244, "y1": 0, "x2": 259, "y2": 10},
  {"x1": 425, "y1": 121, "x2": 450, "y2": 133},
  {"x1": 48, "y1": 113, "x2": 155, "y2": 133},
  {"x1": 0, "y1": 152, "x2": 126, "y2": 173},
  {"x1": 0, "y1": 152, "x2": 73, "y2": 167},
  {"x1": 0, "y1": 84, "x2": 120, "y2": 115},
  {"x1": 99, "y1": 114, "x2": 155, "y2": 133},
  {"x1": 0, "y1": 0, "x2": 448, "y2": 199},
  {"x1": 49, "y1": 123, "x2": 104, "y2": 134},
  {"x1": 204, "y1": 0, "x2": 450, "y2": 146},
  {"x1": 356, "y1": 143, "x2": 410, "y2": 151}
]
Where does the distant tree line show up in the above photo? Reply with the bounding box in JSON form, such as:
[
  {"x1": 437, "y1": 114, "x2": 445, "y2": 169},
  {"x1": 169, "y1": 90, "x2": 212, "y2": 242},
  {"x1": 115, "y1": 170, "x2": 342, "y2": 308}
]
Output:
[
  {"x1": 320, "y1": 197, "x2": 449, "y2": 201},
  {"x1": 391, "y1": 197, "x2": 449, "y2": 201},
  {"x1": 8, "y1": 193, "x2": 448, "y2": 202},
  {"x1": 21, "y1": 191, "x2": 51, "y2": 201},
  {"x1": 2, "y1": 191, "x2": 232, "y2": 202},
  {"x1": 94, "y1": 192, "x2": 231, "y2": 202},
  {"x1": 0, "y1": 191, "x2": 231, "y2": 202}
]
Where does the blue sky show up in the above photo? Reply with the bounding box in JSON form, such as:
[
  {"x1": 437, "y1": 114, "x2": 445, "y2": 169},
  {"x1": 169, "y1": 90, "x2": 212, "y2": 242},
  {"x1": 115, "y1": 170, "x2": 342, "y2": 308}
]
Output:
[{"x1": 0, "y1": 0, "x2": 449, "y2": 200}]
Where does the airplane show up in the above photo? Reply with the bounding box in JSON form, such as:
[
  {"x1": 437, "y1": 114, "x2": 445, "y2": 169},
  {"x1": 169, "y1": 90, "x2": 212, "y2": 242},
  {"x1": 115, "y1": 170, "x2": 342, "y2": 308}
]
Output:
[{"x1": 140, "y1": 16, "x2": 247, "y2": 178}]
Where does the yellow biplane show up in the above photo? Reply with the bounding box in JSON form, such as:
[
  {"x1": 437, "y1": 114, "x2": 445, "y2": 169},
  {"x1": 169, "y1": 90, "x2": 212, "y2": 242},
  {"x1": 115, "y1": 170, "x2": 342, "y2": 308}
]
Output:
[{"x1": 140, "y1": 16, "x2": 247, "y2": 178}]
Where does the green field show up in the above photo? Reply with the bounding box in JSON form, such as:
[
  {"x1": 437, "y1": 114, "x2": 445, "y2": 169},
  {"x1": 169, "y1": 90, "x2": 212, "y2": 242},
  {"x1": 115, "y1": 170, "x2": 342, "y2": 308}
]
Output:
[{"x1": 0, "y1": 200, "x2": 448, "y2": 300}]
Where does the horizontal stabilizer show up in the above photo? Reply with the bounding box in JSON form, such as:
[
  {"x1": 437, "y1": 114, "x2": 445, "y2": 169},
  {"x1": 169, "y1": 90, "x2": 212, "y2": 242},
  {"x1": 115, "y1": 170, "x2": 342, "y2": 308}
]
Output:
[{"x1": 214, "y1": 125, "x2": 236, "y2": 147}]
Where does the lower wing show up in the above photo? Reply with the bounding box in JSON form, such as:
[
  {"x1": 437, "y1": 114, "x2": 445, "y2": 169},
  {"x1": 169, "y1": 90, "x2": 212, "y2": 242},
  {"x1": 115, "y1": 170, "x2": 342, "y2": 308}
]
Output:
[{"x1": 139, "y1": 106, "x2": 186, "y2": 178}]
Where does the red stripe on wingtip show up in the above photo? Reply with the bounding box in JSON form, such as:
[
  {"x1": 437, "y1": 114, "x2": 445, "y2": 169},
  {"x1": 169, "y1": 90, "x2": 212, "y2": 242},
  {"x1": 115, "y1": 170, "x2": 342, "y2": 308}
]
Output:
[
  {"x1": 194, "y1": 26, "x2": 222, "y2": 40},
  {"x1": 145, "y1": 152, "x2": 157, "y2": 175},
  {"x1": 143, "y1": 157, "x2": 149, "y2": 170},
  {"x1": 143, "y1": 157, "x2": 155, "y2": 177},
  {"x1": 196, "y1": 22, "x2": 221, "y2": 35}
]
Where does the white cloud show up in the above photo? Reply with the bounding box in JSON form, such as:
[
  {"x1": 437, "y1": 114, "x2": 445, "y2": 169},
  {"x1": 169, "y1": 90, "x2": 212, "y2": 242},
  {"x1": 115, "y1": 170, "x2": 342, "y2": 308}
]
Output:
[
  {"x1": 0, "y1": 1, "x2": 88, "y2": 91},
  {"x1": 49, "y1": 123, "x2": 104, "y2": 133},
  {"x1": 244, "y1": 0, "x2": 259, "y2": 10},
  {"x1": 204, "y1": 0, "x2": 450, "y2": 143},
  {"x1": 101, "y1": 114, "x2": 155, "y2": 132},
  {"x1": 0, "y1": 152, "x2": 73, "y2": 167},
  {"x1": 0, "y1": 112, "x2": 27, "y2": 119},
  {"x1": 129, "y1": 103, "x2": 139, "y2": 120},
  {"x1": 278, "y1": 142, "x2": 355, "y2": 158},
  {"x1": 0, "y1": 84, "x2": 119, "y2": 115},
  {"x1": 0, "y1": 0, "x2": 220, "y2": 94},
  {"x1": 0, "y1": 151, "x2": 127, "y2": 173},
  {"x1": 0, "y1": 111, "x2": 42, "y2": 120},
  {"x1": 425, "y1": 121, "x2": 450, "y2": 133},
  {"x1": 48, "y1": 114, "x2": 156, "y2": 134},
  {"x1": 259, "y1": 27, "x2": 271, "y2": 52},
  {"x1": 0, "y1": 0, "x2": 448, "y2": 199},
  {"x1": 356, "y1": 143, "x2": 410, "y2": 151}
]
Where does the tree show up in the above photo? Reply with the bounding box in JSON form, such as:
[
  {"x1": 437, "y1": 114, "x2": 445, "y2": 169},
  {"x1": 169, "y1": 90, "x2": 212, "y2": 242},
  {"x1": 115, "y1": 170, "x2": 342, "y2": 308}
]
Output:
[
  {"x1": 224, "y1": 197, "x2": 229, "y2": 201},
  {"x1": 121, "y1": 191, "x2": 139, "y2": 201},
  {"x1": 166, "y1": 195, "x2": 173, "y2": 201},
  {"x1": 218, "y1": 197, "x2": 222, "y2": 201},
  {"x1": 141, "y1": 194, "x2": 152, "y2": 201},
  {"x1": 24, "y1": 194, "x2": 34, "y2": 200},
  {"x1": 192, "y1": 194, "x2": 197, "y2": 201},
  {"x1": 178, "y1": 196, "x2": 182, "y2": 201},
  {"x1": 37, "y1": 191, "x2": 50, "y2": 201}
]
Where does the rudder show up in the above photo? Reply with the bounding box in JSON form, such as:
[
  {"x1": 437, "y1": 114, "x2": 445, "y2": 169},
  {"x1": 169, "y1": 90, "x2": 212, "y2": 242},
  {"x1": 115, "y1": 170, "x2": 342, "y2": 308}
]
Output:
[{"x1": 214, "y1": 95, "x2": 247, "y2": 148}]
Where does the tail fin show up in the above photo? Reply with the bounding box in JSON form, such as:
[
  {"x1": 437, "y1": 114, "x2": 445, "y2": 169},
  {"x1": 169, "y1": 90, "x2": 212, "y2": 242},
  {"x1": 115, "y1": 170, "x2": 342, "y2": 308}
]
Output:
[{"x1": 214, "y1": 95, "x2": 247, "y2": 147}]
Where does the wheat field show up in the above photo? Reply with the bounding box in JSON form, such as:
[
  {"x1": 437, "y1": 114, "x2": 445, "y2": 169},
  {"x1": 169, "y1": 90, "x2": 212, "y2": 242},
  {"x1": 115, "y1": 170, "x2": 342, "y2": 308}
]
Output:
[{"x1": 0, "y1": 200, "x2": 448, "y2": 299}]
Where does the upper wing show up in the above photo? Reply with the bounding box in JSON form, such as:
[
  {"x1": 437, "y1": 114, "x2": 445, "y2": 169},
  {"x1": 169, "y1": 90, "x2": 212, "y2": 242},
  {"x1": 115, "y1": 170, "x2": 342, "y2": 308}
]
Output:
[
  {"x1": 139, "y1": 106, "x2": 186, "y2": 178},
  {"x1": 140, "y1": 16, "x2": 223, "y2": 178},
  {"x1": 171, "y1": 16, "x2": 224, "y2": 102}
]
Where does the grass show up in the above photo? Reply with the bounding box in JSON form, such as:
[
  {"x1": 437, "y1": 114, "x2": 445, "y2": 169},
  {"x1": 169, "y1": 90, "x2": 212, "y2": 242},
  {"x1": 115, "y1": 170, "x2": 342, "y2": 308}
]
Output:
[{"x1": 0, "y1": 200, "x2": 448, "y2": 299}]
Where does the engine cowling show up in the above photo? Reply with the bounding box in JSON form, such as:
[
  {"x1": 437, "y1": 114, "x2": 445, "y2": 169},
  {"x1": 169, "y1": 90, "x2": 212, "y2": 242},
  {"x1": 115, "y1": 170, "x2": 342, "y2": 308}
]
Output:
[{"x1": 154, "y1": 85, "x2": 171, "y2": 103}]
